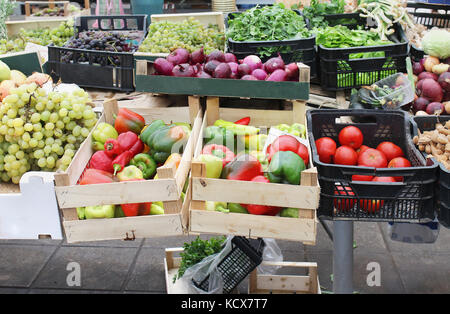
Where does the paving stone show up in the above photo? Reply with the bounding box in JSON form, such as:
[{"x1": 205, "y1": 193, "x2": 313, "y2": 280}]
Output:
[
  {"x1": 143, "y1": 234, "x2": 221, "y2": 248},
  {"x1": 379, "y1": 221, "x2": 450, "y2": 255},
  {"x1": 125, "y1": 247, "x2": 167, "y2": 292},
  {"x1": 391, "y1": 252, "x2": 450, "y2": 294},
  {"x1": 0, "y1": 288, "x2": 29, "y2": 294},
  {"x1": 0, "y1": 245, "x2": 56, "y2": 287},
  {"x1": 0, "y1": 239, "x2": 62, "y2": 246},
  {"x1": 304, "y1": 252, "x2": 333, "y2": 293},
  {"x1": 62, "y1": 238, "x2": 143, "y2": 248},
  {"x1": 32, "y1": 246, "x2": 138, "y2": 291},
  {"x1": 353, "y1": 222, "x2": 387, "y2": 253}
]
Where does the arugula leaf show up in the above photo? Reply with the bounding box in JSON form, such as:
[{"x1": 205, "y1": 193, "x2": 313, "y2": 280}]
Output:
[{"x1": 227, "y1": 4, "x2": 311, "y2": 58}]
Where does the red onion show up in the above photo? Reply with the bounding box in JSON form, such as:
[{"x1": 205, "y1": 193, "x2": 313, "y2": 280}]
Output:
[
  {"x1": 242, "y1": 55, "x2": 262, "y2": 72},
  {"x1": 206, "y1": 50, "x2": 225, "y2": 63},
  {"x1": 204, "y1": 60, "x2": 221, "y2": 75},
  {"x1": 213, "y1": 63, "x2": 232, "y2": 79},
  {"x1": 196, "y1": 71, "x2": 212, "y2": 79},
  {"x1": 266, "y1": 69, "x2": 287, "y2": 82},
  {"x1": 413, "y1": 97, "x2": 429, "y2": 112},
  {"x1": 422, "y1": 78, "x2": 443, "y2": 102},
  {"x1": 238, "y1": 63, "x2": 251, "y2": 77},
  {"x1": 167, "y1": 48, "x2": 190, "y2": 65},
  {"x1": 438, "y1": 72, "x2": 450, "y2": 92},
  {"x1": 251, "y1": 69, "x2": 268, "y2": 80},
  {"x1": 190, "y1": 47, "x2": 205, "y2": 65},
  {"x1": 285, "y1": 63, "x2": 299, "y2": 81},
  {"x1": 426, "y1": 102, "x2": 444, "y2": 115},
  {"x1": 172, "y1": 63, "x2": 195, "y2": 77},
  {"x1": 264, "y1": 54, "x2": 285, "y2": 74},
  {"x1": 224, "y1": 53, "x2": 238, "y2": 63},
  {"x1": 241, "y1": 75, "x2": 258, "y2": 80},
  {"x1": 418, "y1": 72, "x2": 438, "y2": 81},
  {"x1": 154, "y1": 58, "x2": 174, "y2": 76},
  {"x1": 228, "y1": 62, "x2": 239, "y2": 79},
  {"x1": 412, "y1": 62, "x2": 424, "y2": 75}
]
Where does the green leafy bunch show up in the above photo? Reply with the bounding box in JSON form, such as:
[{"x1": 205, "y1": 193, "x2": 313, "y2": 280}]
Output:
[
  {"x1": 174, "y1": 236, "x2": 226, "y2": 283},
  {"x1": 226, "y1": 3, "x2": 311, "y2": 57},
  {"x1": 315, "y1": 25, "x2": 392, "y2": 48},
  {"x1": 300, "y1": 0, "x2": 346, "y2": 29}
]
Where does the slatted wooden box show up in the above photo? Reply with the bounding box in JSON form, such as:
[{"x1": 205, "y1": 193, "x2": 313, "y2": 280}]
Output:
[
  {"x1": 188, "y1": 95, "x2": 319, "y2": 244},
  {"x1": 53, "y1": 98, "x2": 203, "y2": 243}
]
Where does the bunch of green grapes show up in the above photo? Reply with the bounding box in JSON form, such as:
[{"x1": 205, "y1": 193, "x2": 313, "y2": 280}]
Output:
[
  {"x1": 0, "y1": 84, "x2": 97, "y2": 184},
  {"x1": 0, "y1": 19, "x2": 74, "y2": 55},
  {"x1": 138, "y1": 17, "x2": 225, "y2": 54}
]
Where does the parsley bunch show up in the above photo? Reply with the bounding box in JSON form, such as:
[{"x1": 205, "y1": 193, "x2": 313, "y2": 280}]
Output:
[
  {"x1": 174, "y1": 236, "x2": 226, "y2": 283},
  {"x1": 226, "y1": 4, "x2": 311, "y2": 58}
]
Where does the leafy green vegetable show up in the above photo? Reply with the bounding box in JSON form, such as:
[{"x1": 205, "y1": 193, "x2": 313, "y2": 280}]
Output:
[
  {"x1": 298, "y1": 0, "x2": 347, "y2": 29},
  {"x1": 315, "y1": 25, "x2": 392, "y2": 49},
  {"x1": 174, "y1": 236, "x2": 226, "y2": 283},
  {"x1": 226, "y1": 3, "x2": 311, "y2": 58}
]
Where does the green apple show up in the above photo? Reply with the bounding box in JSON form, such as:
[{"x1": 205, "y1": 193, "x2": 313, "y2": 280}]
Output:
[
  {"x1": 150, "y1": 203, "x2": 164, "y2": 215},
  {"x1": 84, "y1": 205, "x2": 115, "y2": 219},
  {"x1": 197, "y1": 154, "x2": 223, "y2": 178}
]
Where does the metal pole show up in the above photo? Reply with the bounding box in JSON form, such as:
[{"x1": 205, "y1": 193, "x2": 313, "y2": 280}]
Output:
[{"x1": 333, "y1": 220, "x2": 354, "y2": 294}]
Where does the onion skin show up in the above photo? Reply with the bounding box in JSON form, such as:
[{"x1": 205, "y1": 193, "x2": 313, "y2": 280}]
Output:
[
  {"x1": 237, "y1": 63, "x2": 251, "y2": 77},
  {"x1": 251, "y1": 69, "x2": 268, "y2": 80},
  {"x1": 172, "y1": 63, "x2": 195, "y2": 77},
  {"x1": 422, "y1": 78, "x2": 443, "y2": 103},
  {"x1": 206, "y1": 50, "x2": 225, "y2": 63},
  {"x1": 154, "y1": 58, "x2": 174, "y2": 76},
  {"x1": 242, "y1": 55, "x2": 263, "y2": 72},
  {"x1": 167, "y1": 48, "x2": 190, "y2": 65},
  {"x1": 438, "y1": 72, "x2": 450, "y2": 92},
  {"x1": 413, "y1": 97, "x2": 430, "y2": 112},
  {"x1": 213, "y1": 63, "x2": 232, "y2": 79},
  {"x1": 264, "y1": 55, "x2": 285, "y2": 74},
  {"x1": 204, "y1": 60, "x2": 221, "y2": 75},
  {"x1": 423, "y1": 56, "x2": 440, "y2": 72},
  {"x1": 426, "y1": 102, "x2": 444, "y2": 115},
  {"x1": 285, "y1": 63, "x2": 299, "y2": 81},
  {"x1": 266, "y1": 69, "x2": 287, "y2": 82},
  {"x1": 190, "y1": 47, "x2": 206, "y2": 65},
  {"x1": 418, "y1": 72, "x2": 438, "y2": 81},
  {"x1": 224, "y1": 53, "x2": 238, "y2": 63},
  {"x1": 241, "y1": 75, "x2": 258, "y2": 80}
]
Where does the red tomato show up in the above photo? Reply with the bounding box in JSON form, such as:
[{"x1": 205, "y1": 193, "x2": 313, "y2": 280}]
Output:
[
  {"x1": 352, "y1": 175, "x2": 374, "y2": 181},
  {"x1": 334, "y1": 185, "x2": 355, "y2": 211},
  {"x1": 315, "y1": 137, "x2": 337, "y2": 163},
  {"x1": 338, "y1": 126, "x2": 364, "y2": 149},
  {"x1": 359, "y1": 199, "x2": 384, "y2": 213},
  {"x1": 372, "y1": 176, "x2": 396, "y2": 182},
  {"x1": 376, "y1": 142, "x2": 404, "y2": 162},
  {"x1": 358, "y1": 148, "x2": 388, "y2": 168},
  {"x1": 334, "y1": 145, "x2": 358, "y2": 165},
  {"x1": 356, "y1": 145, "x2": 370, "y2": 156},
  {"x1": 388, "y1": 157, "x2": 412, "y2": 182}
]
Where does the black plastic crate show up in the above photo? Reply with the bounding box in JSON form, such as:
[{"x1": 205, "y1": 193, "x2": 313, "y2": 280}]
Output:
[
  {"x1": 307, "y1": 109, "x2": 438, "y2": 222},
  {"x1": 192, "y1": 237, "x2": 264, "y2": 294},
  {"x1": 225, "y1": 10, "x2": 317, "y2": 77},
  {"x1": 411, "y1": 115, "x2": 450, "y2": 228},
  {"x1": 47, "y1": 15, "x2": 147, "y2": 92},
  {"x1": 318, "y1": 20, "x2": 409, "y2": 91},
  {"x1": 407, "y1": 2, "x2": 450, "y2": 61}
]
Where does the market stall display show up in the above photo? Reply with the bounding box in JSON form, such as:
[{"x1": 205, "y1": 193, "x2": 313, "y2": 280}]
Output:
[
  {"x1": 53, "y1": 98, "x2": 202, "y2": 243},
  {"x1": 307, "y1": 109, "x2": 438, "y2": 222},
  {"x1": 47, "y1": 15, "x2": 147, "y2": 92}
]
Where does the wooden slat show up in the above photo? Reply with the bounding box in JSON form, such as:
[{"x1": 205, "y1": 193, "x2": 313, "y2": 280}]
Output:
[
  {"x1": 219, "y1": 108, "x2": 295, "y2": 127},
  {"x1": 55, "y1": 178, "x2": 179, "y2": 208},
  {"x1": 256, "y1": 274, "x2": 311, "y2": 292},
  {"x1": 192, "y1": 178, "x2": 319, "y2": 209},
  {"x1": 63, "y1": 214, "x2": 183, "y2": 243},
  {"x1": 190, "y1": 210, "x2": 316, "y2": 242}
]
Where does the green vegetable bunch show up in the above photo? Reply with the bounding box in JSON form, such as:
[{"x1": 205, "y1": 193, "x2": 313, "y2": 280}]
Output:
[
  {"x1": 315, "y1": 25, "x2": 392, "y2": 49},
  {"x1": 299, "y1": 0, "x2": 346, "y2": 29},
  {"x1": 226, "y1": 3, "x2": 311, "y2": 58},
  {"x1": 174, "y1": 236, "x2": 226, "y2": 283}
]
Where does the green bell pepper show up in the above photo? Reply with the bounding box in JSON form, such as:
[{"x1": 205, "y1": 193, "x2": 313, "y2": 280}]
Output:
[
  {"x1": 150, "y1": 203, "x2": 164, "y2": 215},
  {"x1": 206, "y1": 201, "x2": 228, "y2": 213},
  {"x1": 130, "y1": 153, "x2": 157, "y2": 179},
  {"x1": 146, "y1": 125, "x2": 188, "y2": 164},
  {"x1": 267, "y1": 151, "x2": 305, "y2": 185},
  {"x1": 228, "y1": 203, "x2": 248, "y2": 214},
  {"x1": 139, "y1": 120, "x2": 166, "y2": 144},
  {"x1": 204, "y1": 126, "x2": 244, "y2": 154}
]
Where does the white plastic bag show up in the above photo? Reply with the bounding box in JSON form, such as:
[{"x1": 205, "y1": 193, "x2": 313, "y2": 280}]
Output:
[
  {"x1": 257, "y1": 238, "x2": 283, "y2": 275},
  {"x1": 388, "y1": 220, "x2": 440, "y2": 244}
]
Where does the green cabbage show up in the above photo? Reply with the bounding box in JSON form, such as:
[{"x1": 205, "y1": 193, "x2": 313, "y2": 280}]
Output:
[{"x1": 422, "y1": 29, "x2": 450, "y2": 60}]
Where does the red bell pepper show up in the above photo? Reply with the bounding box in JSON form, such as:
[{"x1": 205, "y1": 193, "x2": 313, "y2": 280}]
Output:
[
  {"x1": 112, "y1": 151, "x2": 133, "y2": 175},
  {"x1": 241, "y1": 176, "x2": 282, "y2": 216},
  {"x1": 89, "y1": 150, "x2": 114, "y2": 173},
  {"x1": 79, "y1": 169, "x2": 116, "y2": 185},
  {"x1": 201, "y1": 144, "x2": 235, "y2": 167},
  {"x1": 104, "y1": 138, "x2": 123, "y2": 158},
  {"x1": 119, "y1": 178, "x2": 152, "y2": 216},
  {"x1": 129, "y1": 138, "x2": 144, "y2": 156},
  {"x1": 114, "y1": 108, "x2": 145, "y2": 135},
  {"x1": 221, "y1": 153, "x2": 263, "y2": 181},
  {"x1": 267, "y1": 134, "x2": 309, "y2": 166},
  {"x1": 234, "y1": 116, "x2": 250, "y2": 125},
  {"x1": 117, "y1": 131, "x2": 139, "y2": 151}
]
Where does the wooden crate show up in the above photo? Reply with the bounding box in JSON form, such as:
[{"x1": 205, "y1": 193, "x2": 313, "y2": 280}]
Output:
[
  {"x1": 134, "y1": 12, "x2": 225, "y2": 60},
  {"x1": 164, "y1": 248, "x2": 320, "y2": 294},
  {"x1": 188, "y1": 96, "x2": 319, "y2": 243},
  {"x1": 53, "y1": 98, "x2": 203, "y2": 243},
  {"x1": 248, "y1": 261, "x2": 321, "y2": 294},
  {"x1": 6, "y1": 17, "x2": 71, "y2": 37}
]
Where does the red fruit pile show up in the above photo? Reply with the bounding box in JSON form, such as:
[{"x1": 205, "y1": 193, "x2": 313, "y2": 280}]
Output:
[{"x1": 153, "y1": 48, "x2": 299, "y2": 82}]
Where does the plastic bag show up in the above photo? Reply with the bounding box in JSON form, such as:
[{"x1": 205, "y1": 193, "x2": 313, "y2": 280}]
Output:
[
  {"x1": 257, "y1": 238, "x2": 283, "y2": 275},
  {"x1": 178, "y1": 236, "x2": 234, "y2": 294},
  {"x1": 388, "y1": 220, "x2": 440, "y2": 244}
]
